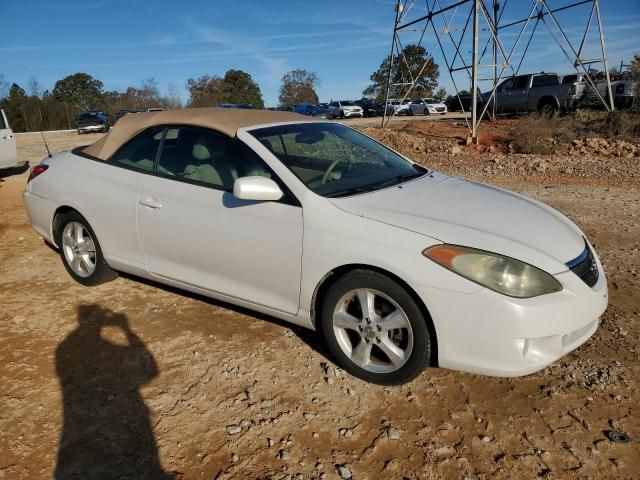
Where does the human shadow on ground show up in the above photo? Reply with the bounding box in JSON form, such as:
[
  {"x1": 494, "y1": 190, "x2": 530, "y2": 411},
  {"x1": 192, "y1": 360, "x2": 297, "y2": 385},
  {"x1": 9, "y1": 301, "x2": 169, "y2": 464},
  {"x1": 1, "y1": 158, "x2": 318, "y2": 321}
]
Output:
[{"x1": 55, "y1": 305, "x2": 174, "y2": 480}]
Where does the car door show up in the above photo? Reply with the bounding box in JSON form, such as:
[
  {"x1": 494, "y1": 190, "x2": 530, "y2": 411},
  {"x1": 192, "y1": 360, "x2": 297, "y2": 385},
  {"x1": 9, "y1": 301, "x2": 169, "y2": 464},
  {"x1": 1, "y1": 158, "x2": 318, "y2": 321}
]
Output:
[
  {"x1": 136, "y1": 125, "x2": 304, "y2": 315},
  {"x1": 92, "y1": 126, "x2": 165, "y2": 265},
  {"x1": 507, "y1": 75, "x2": 530, "y2": 113},
  {"x1": 0, "y1": 109, "x2": 18, "y2": 169},
  {"x1": 494, "y1": 78, "x2": 514, "y2": 114},
  {"x1": 410, "y1": 100, "x2": 423, "y2": 114}
]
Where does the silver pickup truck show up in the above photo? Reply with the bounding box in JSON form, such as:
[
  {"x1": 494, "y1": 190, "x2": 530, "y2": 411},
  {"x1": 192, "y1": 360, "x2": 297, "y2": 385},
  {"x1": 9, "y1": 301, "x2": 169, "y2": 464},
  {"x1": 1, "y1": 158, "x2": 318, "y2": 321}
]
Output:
[
  {"x1": 563, "y1": 71, "x2": 637, "y2": 110},
  {"x1": 481, "y1": 72, "x2": 580, "y2": 115}
]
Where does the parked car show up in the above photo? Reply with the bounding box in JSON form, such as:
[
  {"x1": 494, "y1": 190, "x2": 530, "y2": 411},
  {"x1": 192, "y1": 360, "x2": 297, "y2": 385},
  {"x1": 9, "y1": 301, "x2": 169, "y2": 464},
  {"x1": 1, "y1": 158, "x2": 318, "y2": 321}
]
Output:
[
  {"x1": 481, "y1": 73, "x2": 580, "y2": 116},
  {"x1": 23, "y1": 108, "x2": 606, "y2": 385},
  {"x1": 373, "y1": 101, "x2": 394, "y2": 116},
  {"x1": 0, "y1": 109, "x2": 20, "y2": 170},
  {"x1": 372, "y1": 100, "x2": 409, "y2": 116},
  {"x1": 328, "y1": 101, "x2": 363, "y2": 119},
  {"x1": 217, "y1": 104, "x2": 254, "y2": 109},
  {"x1": 294, "y1": 103, "x2": 329, "y2": 118},
  {"x1": 563, "y1": 71, "x2": 637, "y2": 110},
  {"x1": 444, "y1": 94, "x2": 473, "y2": 112},
  {"x1": 75, "y1": 111, "x2": 110, "y2": 134},
  {"x1": 387, "y1": 99, "x2": 414, "y2": 115},
  {"x1": 408, "y1": 98, "x2": 447, "y2": 115},
  {"x1": 354, "y1": 99, "x2": 378, "y2": 117},
  {"x1": 116, "y1": 109, "x2": 142, "y2": 121}
]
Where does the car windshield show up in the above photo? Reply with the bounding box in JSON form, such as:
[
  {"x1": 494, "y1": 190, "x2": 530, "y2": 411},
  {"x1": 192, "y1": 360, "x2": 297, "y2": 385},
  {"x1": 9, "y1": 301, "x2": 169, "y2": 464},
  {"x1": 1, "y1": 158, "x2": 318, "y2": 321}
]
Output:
[
  {"x1": 249, "y1": 123, "x2": 426, "y2": 198},
  {"x1": 340, "y1": 101, "x2": 356, "y2": 106}
]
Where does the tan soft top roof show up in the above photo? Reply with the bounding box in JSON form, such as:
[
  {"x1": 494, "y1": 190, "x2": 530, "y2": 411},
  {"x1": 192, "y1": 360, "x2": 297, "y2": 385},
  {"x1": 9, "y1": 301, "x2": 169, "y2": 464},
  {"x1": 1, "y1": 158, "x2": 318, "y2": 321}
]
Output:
[{"x1": 82, "y1": 107, "x2": 312, "y2": 160}]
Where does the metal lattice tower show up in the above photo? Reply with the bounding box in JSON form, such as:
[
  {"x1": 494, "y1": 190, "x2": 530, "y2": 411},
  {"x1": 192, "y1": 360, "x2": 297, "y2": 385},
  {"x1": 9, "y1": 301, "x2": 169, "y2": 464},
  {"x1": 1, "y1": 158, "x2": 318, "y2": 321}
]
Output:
[{"x1": 382, "y1": 0, "x2": 614, "y2": 142}]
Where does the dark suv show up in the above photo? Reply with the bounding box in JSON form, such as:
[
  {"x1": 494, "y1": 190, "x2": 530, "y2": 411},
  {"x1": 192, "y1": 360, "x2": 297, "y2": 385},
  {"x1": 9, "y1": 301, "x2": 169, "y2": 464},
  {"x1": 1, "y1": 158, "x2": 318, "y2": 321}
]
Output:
[
  {"x1": 354, "y1": 99, "x2": 377, "y2": 117},
  {"x1": 76, "y1": 111, "x2": 110, "y2": 134}
]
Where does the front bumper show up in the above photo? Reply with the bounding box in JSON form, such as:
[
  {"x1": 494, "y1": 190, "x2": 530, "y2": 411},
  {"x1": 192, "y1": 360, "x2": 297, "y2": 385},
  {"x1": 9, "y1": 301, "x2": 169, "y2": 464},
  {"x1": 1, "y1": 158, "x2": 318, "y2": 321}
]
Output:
[
  {"x1": 411, "y1": 255, "x2": 608, "y2": 377},
  {"x1": 343, "y1": 111, "x2": 363, "y2": 118},
  {"x1": 77, "y1": 124, "x2": 107, "y2": 132}
]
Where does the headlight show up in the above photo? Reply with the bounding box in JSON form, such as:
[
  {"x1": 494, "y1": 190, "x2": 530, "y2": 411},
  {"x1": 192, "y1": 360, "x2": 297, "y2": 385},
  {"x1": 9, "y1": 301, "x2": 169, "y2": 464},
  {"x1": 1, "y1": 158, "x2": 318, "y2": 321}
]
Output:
[{"x1": 423, "y1": 245, "x2": 562, "y2": 298}]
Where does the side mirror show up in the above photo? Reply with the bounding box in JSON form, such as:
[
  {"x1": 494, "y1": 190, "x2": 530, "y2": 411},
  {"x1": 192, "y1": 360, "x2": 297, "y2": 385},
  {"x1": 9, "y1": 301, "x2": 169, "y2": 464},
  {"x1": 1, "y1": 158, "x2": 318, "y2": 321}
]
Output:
[{"x1": 233, "y1": 176, "x2": 283, "y2": 201}]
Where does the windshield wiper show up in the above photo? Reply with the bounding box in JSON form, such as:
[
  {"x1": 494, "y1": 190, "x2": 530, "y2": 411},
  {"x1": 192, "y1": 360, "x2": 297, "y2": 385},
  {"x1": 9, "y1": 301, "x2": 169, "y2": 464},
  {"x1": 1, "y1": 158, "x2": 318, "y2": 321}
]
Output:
[
  {"x1": 375, "y1": 171, "x2": 426, "y2": 189},
  {"x1": 326, "y1": 184, "x2": 385, "y2": 198},
  {"x1": 326, "y1": 171, "x2": 426, "y2": 198}
]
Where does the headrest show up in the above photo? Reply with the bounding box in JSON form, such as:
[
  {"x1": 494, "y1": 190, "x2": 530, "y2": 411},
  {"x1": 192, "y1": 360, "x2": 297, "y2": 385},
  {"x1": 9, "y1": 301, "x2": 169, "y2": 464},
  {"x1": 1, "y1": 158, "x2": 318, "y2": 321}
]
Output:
[{"x1": 192, "y1": 134, "x2": 226, "y2": 161}]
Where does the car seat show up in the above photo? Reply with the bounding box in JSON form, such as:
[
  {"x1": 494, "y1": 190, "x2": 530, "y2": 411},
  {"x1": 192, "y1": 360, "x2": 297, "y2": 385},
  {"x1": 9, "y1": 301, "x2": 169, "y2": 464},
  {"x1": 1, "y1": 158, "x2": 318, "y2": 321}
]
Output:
[{"x1": 183, "y1": 134, "x2": 238, "y2": 188}]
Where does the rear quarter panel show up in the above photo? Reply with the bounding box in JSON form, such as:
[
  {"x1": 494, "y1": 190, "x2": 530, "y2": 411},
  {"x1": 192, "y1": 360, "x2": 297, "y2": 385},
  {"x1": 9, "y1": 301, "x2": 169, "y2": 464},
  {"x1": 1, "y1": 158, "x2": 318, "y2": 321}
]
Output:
[{"x1": 29, "y1": 151, "x2": 146, "y2": 265}]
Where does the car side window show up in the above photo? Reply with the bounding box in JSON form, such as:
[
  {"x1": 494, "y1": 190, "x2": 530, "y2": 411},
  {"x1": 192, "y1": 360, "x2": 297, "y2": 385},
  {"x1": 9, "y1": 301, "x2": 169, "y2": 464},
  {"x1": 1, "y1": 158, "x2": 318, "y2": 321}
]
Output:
[
  {"x1": 155, "y1": 126, "x2": 272, "y2": 191},
  {"x1": 110, "y1": 126, "x2": 164, "y2": 172},
  {"x1": 532, "y1": 74, "x2": 559, "y2": 87},
  {"x1": 497, "y1": 78, "x2": 514, "y2": 92},
  {"x1": 513, "y1": 75, "x2": 529, "y2": 90}
]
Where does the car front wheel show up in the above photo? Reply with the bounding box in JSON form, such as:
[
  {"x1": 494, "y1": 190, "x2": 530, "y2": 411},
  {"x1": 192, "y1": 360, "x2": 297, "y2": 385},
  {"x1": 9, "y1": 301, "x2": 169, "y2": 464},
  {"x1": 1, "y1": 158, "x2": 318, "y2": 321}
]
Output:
[
  {"x1": 320, "y1": 270, "x2": 431, "y2": 385},
  {"x1": 55, "y1": 211, "x2": 117, "y2": 286}
]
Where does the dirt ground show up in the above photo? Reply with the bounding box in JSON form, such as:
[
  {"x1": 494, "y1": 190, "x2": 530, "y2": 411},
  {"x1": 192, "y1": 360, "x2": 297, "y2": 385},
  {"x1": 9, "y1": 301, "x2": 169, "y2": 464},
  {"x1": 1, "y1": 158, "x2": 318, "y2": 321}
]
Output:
[{"x1": 1, "y1": 127, "x2": 639, "y2": 479}]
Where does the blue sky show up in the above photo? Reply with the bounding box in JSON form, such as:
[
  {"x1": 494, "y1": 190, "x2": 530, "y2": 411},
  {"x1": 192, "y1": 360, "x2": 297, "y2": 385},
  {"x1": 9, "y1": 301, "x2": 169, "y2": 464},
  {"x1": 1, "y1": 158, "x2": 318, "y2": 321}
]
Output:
[{"x1": 1, "y1": 0, "x2": 638, "y2": 106}]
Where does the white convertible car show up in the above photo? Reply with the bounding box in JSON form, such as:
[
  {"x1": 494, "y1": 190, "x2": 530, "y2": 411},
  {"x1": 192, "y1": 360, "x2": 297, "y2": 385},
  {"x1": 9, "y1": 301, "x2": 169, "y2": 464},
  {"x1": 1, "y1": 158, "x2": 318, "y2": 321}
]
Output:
[{"x1": 23, "y1": 108, "x2": 607, "y2": 385}]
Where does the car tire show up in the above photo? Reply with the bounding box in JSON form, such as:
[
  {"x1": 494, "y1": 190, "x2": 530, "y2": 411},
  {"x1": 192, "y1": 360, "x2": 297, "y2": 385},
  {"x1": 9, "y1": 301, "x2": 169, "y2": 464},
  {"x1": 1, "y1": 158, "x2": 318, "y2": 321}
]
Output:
[
  {"x1": 407, "y1": 108, "x2": 414, "y2": 116},
  {"x1": 424, "y1": 108, "x2": 430, "y2": 116},
  {"x1": 340, "y1": 111, "x2": 345, "y2": 119},
  {"x1": 77, "y1": 129, "x2": 82, "y2": 135},
  {"x1": 320, "y1": 269, "x2": 431, "y2": 385},
  {"x1": 538, "y1": 102, "x2": 559, "y2": 118},
  {"x1": 55, "y1": 211, "x2": 117, "y2": 286}
]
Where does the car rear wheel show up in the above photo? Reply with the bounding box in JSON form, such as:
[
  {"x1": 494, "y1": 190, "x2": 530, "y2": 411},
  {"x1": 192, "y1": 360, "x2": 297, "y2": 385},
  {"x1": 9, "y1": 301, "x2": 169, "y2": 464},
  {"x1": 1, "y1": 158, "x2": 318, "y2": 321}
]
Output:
[
  {"x1": 407, "y1": 108, "x2": 414, "y2": 116},
  {"x1": 55, "y1": 211, "x2": 117, "y2": 286},
  {"x1": 320, "y1": 270, "x2": 431, "y2": 385},
  {"x1": 538, "y1": 101, "x2": 559, "y2": 118}
]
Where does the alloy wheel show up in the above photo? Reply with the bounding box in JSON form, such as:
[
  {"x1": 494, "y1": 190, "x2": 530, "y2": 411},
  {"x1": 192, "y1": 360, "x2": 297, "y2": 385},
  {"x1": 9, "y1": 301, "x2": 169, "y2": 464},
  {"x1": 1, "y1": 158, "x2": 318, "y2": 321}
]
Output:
[
  {"x1": 332, "y1": 288, "x2": 414, "y2": 373},
  {"x1": 61, "y1": 222, "x2": 97, "y2": 278}
]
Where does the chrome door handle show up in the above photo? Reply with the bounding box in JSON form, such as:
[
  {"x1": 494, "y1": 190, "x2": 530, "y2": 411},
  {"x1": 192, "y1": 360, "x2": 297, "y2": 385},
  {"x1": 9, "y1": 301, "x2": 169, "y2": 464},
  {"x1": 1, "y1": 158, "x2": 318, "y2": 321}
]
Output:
[{"x1": 139, "y1": 197, "x2": 162, "y2": 209}]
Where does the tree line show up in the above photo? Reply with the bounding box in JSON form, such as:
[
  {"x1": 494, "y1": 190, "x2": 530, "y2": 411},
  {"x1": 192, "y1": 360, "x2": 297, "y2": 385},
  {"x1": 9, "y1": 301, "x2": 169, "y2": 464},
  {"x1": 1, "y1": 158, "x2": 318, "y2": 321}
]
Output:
[{"x1": 0, "y1": 43, "x2": 443, "y2": 132}]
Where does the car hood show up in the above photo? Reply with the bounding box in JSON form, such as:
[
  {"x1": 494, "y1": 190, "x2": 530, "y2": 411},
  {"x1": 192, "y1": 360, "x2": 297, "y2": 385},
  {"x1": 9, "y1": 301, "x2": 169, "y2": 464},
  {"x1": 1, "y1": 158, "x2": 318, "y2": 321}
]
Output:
[{"x1": 330, "y1": 173, "x2": 584, "y2": 274}]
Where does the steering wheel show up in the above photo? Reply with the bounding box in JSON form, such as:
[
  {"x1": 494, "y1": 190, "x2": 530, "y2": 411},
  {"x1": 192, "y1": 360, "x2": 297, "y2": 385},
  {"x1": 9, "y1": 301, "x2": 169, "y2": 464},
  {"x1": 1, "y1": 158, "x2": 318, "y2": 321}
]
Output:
[{"x1": 321, "y1": 158, "x2": 342, "y2": 185}]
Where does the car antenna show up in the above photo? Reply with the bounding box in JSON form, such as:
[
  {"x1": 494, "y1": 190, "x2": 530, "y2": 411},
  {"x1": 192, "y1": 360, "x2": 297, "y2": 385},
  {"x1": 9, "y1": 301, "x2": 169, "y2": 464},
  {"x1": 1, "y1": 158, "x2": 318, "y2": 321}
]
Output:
[
  {"x1": 40, "y1": 131, "x2": 52, "y2": 158},
  {"x1": 37, "y1": 106, "x2": 52, "y2": 158}
]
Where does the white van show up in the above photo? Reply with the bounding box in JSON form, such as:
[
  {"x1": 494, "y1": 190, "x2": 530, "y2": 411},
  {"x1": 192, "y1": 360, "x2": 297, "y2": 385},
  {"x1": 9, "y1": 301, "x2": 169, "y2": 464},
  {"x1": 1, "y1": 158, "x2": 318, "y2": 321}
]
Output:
[{"x1": 0, "y1": 109, "x2": 19, "y2": 170}]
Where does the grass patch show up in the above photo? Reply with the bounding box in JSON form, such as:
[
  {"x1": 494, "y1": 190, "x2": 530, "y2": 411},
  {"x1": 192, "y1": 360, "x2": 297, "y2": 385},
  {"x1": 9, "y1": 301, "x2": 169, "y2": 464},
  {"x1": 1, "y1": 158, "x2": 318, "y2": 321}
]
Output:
[{"x1": 508, "y1": 111, "x2": 640, "y2": 154}]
